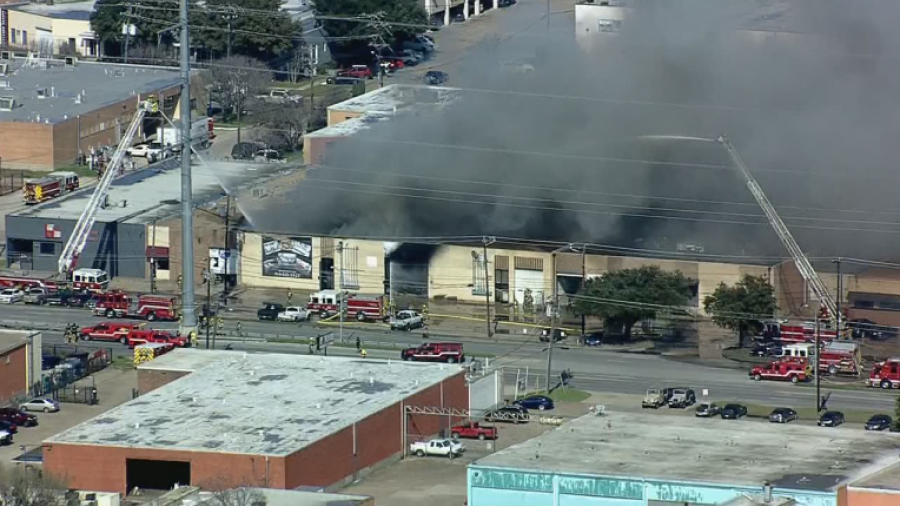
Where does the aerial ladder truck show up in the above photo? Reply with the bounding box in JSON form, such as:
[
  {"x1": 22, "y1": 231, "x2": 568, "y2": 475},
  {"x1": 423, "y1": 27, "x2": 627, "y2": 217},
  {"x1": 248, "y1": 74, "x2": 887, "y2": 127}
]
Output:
[{"x1": 57, "y1": 100, "x2": 154, "y2": 277}]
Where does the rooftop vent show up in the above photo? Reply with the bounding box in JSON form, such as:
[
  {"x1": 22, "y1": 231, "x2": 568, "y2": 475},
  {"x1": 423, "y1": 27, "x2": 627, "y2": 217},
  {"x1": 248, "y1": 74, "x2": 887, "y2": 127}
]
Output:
[
  {"x1": 36, "y1": 87, "x2": 48, "y2": 99},
  {"x1": 0, "y1": 51, "x2": 10, "y2": 60},
  {"x1": 64, "y1": 56, "x2": 77, "y2": 67},
  {"x1": 0, "y1": 97, "x2": 15, "y2": 111}
]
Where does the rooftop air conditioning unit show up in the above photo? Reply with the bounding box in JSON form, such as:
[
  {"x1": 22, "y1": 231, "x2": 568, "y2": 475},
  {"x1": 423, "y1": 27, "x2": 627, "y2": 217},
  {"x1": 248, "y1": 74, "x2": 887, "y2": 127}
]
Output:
[
  {"x1": 64, "y1": 56, "x2": 77, "y2": 67},
  {"x1": 0, "y1": 64, "x2": 7, "y2": 76},
  {"x1": 0, "y1": 97, "x2": 16, "y2": 111},
  {"x1": 36, "y1": 87, "x2": 48, "y2": 99},
  {"x1": 0, "y1": 51, "x2": 10, "y2": 60}
]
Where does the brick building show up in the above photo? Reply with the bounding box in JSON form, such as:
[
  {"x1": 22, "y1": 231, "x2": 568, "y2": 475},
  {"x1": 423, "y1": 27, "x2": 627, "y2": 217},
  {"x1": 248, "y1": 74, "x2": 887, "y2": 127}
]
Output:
[
  {"x1": 44, "y1": 350, "x2": 468, "y2": 494},
  {"x1": 0, "y1": 54, "x2": 180, "y2": 170},
  {"x1": 0, "y1": 330, "x2": 40, "y2": 402}
]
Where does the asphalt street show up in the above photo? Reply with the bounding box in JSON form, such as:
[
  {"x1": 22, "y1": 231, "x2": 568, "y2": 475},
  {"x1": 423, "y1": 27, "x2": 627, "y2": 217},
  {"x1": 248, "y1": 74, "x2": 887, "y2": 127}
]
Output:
[{"x1": 5, "y1": 302, "x2": 895, "y2": 415}]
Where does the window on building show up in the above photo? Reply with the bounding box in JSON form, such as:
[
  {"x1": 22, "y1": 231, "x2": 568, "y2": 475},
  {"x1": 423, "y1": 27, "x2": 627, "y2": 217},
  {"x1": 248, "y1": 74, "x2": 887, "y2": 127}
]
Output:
[
  {"x1": 22, "y1": 31, "x2": 26, "y2": 46},
  {"x1": 39, "y1": 242, "x2": 55, "y2": 256},
  {"x1": 340, "y1": 246, "x2": 360, "y2": 290},
  {"x1": 472, "y1": 253, "x2": 487, "y2": 296},
  {"x1": 494, "y1": 269, "x2": 509, "y2": 289},
  {"x1": 879, "y1": 301, "x2": 900, "y2": 311},
  {"x1": 157, "y1": 258, "x2": 170, "y2": 271},
  {"x1": 10, "y1": 30, "x2": 15, "y2": 45},
  {"x1": 598, "y1": 19, "x2": 621, "y2": 32},
  {"x1": 855, "y1": 300, "x2": 875, "y2": 309}
]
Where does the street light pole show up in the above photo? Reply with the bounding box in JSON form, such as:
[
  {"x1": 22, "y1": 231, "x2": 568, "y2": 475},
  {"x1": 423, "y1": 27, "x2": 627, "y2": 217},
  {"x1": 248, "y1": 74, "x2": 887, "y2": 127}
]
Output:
[
  {"x1": 815, "y1": 308, "x2": 821, "y2": 412},
  {"x1": 204, "y1": 268, "x2": 211, "y2": 349},
  {"x1": 483, "y1": 236, "x2": 495, "y2": 339},
  {"x1": 545, "y1": 251, "x2": 558, "y2": 393},
  {"x1": 834, "y1": 257, "x2": 843, "y2": 339}
]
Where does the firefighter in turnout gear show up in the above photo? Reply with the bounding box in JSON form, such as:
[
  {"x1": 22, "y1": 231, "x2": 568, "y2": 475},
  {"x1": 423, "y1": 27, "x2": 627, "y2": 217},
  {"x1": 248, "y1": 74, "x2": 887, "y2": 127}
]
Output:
[{"x1": 421, "y1": 303, "x2": 429, "y2": 323}]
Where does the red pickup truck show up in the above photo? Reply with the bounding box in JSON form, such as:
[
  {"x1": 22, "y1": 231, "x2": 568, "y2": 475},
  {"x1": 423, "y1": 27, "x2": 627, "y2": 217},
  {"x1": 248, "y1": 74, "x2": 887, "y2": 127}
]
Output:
[
  {"x1": 80, "y1": 322, "x2": 139, "y2": 344},
  {"x1": 127, "y1": 330, "x2": 189, "y2": 349},
  {"x1": 451, "y1": 421, "x2": 498, "y2": 441},
  {"x1": 338, "y1": 65, "x2": 373, "y2": 79}
]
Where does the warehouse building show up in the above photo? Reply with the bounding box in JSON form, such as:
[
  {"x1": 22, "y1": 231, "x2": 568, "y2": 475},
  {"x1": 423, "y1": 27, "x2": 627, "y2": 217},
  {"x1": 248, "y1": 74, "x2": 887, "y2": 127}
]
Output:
[
  {"x1": 44, "y1": 351, "x2": 468, "y2": 494},
  {"x1": 5, "y1": 160, "x2": 287, "y2": 282},
  {"x1": 1, "y1": 0, "x2": 99, "y2": 58},
  {"x1": 0, "y1": 54, "x2": 181, "y2": 170},
  {"x1": 0, "y1": 330, "x2": 41, "y2": 402},
  {"x1": 467, "y1": 411, "x2": 900, "y2": 506}
]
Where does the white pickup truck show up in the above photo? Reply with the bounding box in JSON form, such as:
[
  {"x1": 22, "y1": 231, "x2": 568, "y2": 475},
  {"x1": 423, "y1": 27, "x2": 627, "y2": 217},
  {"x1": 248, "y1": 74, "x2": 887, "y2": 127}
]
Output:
[
  {"x1": 391, "y1": 310, "x2": 424, "y2": 331},
  {"x1": 409, "y1": 439, "x2": 464, "y2": 458}
]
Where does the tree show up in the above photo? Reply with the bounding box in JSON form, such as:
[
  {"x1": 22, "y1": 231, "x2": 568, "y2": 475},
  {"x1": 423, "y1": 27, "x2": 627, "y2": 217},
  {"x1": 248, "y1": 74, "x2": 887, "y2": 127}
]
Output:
[
  {"x1": 90, "y1": 0, "x2": 125, "y2": 56},
  {"x1": 703, "y1": 275, "x2": 777, "y2": 348},
  {"x1": 209, "y1": 56, "x2": 273, "y2": 122},
  {"x1": 0, "y1": 465, "x2": 67, "y2": 506},
  {"x1": 202, "y1": 0, "x2": 298, "y2": 60},
  {"x1": 251, "y1": 101, "x2": 308, "y2": 152},
  {"x1": 572, "y1": 266, "x2": 695, "y2": 339},
  {"x1": 314, "y1": 0, "x2": 428, "y2": 57}
]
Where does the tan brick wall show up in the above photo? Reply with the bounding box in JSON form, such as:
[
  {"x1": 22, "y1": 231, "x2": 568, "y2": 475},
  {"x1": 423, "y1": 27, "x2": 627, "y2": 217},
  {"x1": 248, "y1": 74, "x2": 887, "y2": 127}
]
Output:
[
  {"x1": 0, "y1": 122, "x2": 53, "y2": 170},
  {"x1": 137, "y1": 369, "x2": 190, "y2": 395},
  {"x1": 326, "y1": 110, "x2": 363, "y2": 126},
  {"x1": 0, "y1": 344, "x2": 26, "y2": 402}
]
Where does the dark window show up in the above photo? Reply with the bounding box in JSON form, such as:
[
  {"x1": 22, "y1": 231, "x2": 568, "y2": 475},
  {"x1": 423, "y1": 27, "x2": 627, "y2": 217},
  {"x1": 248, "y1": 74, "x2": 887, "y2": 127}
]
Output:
[
  {"x1": 879, "y1": 301, "x2": 900, "y2": 311},
  {"x1": 855, "y1": 300, "x2": 875, "y2": 309},
  {"x1": 156, "y1": 258, "x2": 170, "y2": 270},
  {"x1": 39, "y1": 243, "x2": 55, "y2": 256},
  {"x1": 495, "y1": 269, "x2": 509, "y2": 288}
]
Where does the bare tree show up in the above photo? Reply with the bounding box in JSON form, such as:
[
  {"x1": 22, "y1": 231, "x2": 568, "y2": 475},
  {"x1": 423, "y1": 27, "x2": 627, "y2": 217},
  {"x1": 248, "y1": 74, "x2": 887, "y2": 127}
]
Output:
[
  {"x1": 205, "y1": 487, "x2": 266, "y2": 506},
  {"x1": 250, "y1": 101, "x2": 308, "y2": 152},
  {"x1": 208, "y1": 56, "x2": 273, "y2": 123},
  {"x1": 287, "y1": 47, "x2": 307, "y2": 84},
  {"x1": 0, "y1": 465, "x2": 67, "y2": 506}
]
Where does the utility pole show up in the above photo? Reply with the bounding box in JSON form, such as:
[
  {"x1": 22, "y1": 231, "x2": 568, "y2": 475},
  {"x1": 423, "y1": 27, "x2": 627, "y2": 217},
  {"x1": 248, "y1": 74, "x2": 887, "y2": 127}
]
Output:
[
  {"x1": 226, "y1": 14, "x2": 234, "y2": 59},
  {"x1": 307, "y1": 45, "x2": 318, "y2": 132},
  {"x1": 235, "y1": 88, "x2": 243, "y2": 145},
  {"x1": 179, "y1": 0, "x2": 197, "y2": 331},
  {"x1": 834, "y1": 257, "x2": 843, "y2": 339},
  {"x1": 580, "y1": 245, "x2": 586, "y2": 336},
  {"x1": 150, "y1": 219, "x2": 157, "y2": 294},
  {"x1": 483, "y1": 236, "x2": 495, "y2": 339},
  {"x1": 123, "y1": 5, "x2": 133, "y2": 64},
  {"x1": 222, "y1": 195, "x2": 231, "y2": 303},
  {"x1": 545, "y1": 251, "x2": 558, "y2": 393},
  {"x1": 546, "y1": 0, "x2": 551, "y2": 31},
  {"x1": 204, "y1": 268, "x2": 211, "y2": 349},
  {"x1": 338, "y1": 241, "x2": 344, "y2": 342}
]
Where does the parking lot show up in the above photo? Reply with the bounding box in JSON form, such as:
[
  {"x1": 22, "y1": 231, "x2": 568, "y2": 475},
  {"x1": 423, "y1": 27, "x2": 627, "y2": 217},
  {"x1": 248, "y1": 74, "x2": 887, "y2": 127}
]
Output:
[{"x1": 0, "y1": 367, "x2": 137, "y2": 465}]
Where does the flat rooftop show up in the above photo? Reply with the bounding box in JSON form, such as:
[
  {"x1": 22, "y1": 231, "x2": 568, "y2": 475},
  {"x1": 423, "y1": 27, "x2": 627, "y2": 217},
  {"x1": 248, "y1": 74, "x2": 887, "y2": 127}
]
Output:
[
  {"x1": 0, "y1": 58, "x2": 180, "y2": 123},
  {"x1": 849, "y1": 461, "x2": 900, "y2": 492},
  {"x1": 136, "y1": 348, "x2": 236, "y2": 373},
  {"x1": 306, "y1": 113, "x2": 392, "y2": 139},
  {"x1": 46, "y1": 352, "x2": 462, "y2": 456},
  {"x1": 472, "y1": 411, "x2": 900, "y2": 491},
  {"x1": 328, "y1": 84, "x2": 459, "y2": 116},
  {"x1": 0, "y1": 329, "x2": 34, "y2": 353},
  {"x1": 144, "y1": 485, "x2": 371, "y2": 506},
  {"x1": 13, "y1": 159, "x2": 291, "y2": 225},
  {"x1": 12, "y1": 0, "x2": 97, "y2": 20}
]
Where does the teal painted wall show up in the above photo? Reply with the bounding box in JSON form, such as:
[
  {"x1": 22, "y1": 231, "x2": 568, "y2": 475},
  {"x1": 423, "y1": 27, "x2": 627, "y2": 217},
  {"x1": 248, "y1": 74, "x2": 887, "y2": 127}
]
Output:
[{"x1": 468, "y1": 466, "x2": 838, "y2": 506}]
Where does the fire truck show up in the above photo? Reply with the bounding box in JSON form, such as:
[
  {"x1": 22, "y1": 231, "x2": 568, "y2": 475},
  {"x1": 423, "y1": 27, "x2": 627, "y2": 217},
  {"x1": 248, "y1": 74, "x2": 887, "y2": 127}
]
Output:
[
  {"x1": 0, "y1": 268, "x2": 107, "y2": 293},
  {"x1": 126, "y1": 329, "x2": 188, "y2": 349},
  {"x1": 401, "y1": 343, "x2": 465, "y2": 363},
  {"x1": 780, "y1": 342, "x2": 861, "y2": 376},
  {"x1": 763, "y1": 321, "x2": 837, "y2": 344},
  {"x1": 307, "y1": 290, "x2": 386, "y2": 321},
  {"x1": 92, "y1": 292, "x2": 179, "y2": 321},
  {"x1": 749, "y1": 361, "x2": 811, "y2": 383},
  {"x1": 23, "y1": 171, "x2": 80, "y2": 205},
  {"x1": 867, "y1": 358, "x2": 900, "y2": 389}
]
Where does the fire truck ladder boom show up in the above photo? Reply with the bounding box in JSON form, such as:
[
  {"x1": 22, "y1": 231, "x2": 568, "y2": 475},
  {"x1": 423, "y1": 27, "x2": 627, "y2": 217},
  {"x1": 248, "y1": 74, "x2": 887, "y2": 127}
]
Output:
[
  {"x1": 717, "y1": 136, "x2": 837, "y2": 322},
  {"x1": 58, "y1": 104, "x2": 149, "y2": 275}
]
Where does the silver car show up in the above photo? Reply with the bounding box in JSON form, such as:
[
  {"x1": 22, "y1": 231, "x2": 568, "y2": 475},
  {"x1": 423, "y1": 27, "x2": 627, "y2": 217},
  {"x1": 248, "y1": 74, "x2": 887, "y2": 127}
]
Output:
[
  {"x1": 23, "y1": 288, "x2": 46, "y2": 305},
  {"x1": 20, "y1": 398, "x2": 59, "y2": 413}
]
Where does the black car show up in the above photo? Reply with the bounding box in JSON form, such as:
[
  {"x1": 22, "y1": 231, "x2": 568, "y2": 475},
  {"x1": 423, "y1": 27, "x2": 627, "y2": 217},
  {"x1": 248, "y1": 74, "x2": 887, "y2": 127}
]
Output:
[
  {"x1": 768, "y1": 407, "x2": 798, "y2": 423},
  {"x1": 0, "y1": 420, "x2": 18, "y2": 434},
  {"x1": 865, "y1": 414, "x2": 893, "y2": 431},
  {"x1": 539, "y1": 328, "x2": 567, "y2": 343},
  {"x1": 326, "y1": 76, "x2": 365, "y2": 85},
  {"x1": 751, "y1": 341, "x2": 783, "y2": 357},
  {"x1": 582, "y1": 331, "x2": 603, "y2": 347},
  {"x1": 721, "y1": 404, "x2": 748, "y2": 419},
  {"x1": 45, "y1": 290, "x2": 91, "y2": 307},
  {"x1": 231, "y1": 142, "x2": 264, "y2": 160},
  {"x1": 485, "y1": 405, "x2": 529, "y2": 424},
  {"x1": 423, "y1": 70, "x2": 449, "y2": 85},
  {"x1": 818, "y1": 411, "x2": 845, "y2": 427},
  {"x1": 257, "y1": 303, "x2": 286, "y2": 321},
  {"x1": 848, "y1": 319, "x2": 898, "y2": 341}
]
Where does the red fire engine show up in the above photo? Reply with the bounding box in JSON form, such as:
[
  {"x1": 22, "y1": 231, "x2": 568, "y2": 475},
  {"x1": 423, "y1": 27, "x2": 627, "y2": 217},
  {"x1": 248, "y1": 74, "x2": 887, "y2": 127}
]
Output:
[
  {"x1": 867, "y1": 358, "x2": 900, "y2": 389},
  {"x1": 749, "y1": 361, "x2": 810, "y2": 383},
  {"x1": 22, "y1": 171, "x2": 79, "y2": 205},
  {"x1": 0, "y1": 268, "x2": 106, "y2": 293},
  {"x1": 126, "y1": 329, "x2": 189, "y2": 349},
  {"x1": 307, "y1": 290, "x2": 385, "y2": 321},
  {"x1": 763, "y1": 321, "x2": 837, "y2": 343},
  {"x1": 92, "y1": 292, "x2": 179, "y2": 321}
]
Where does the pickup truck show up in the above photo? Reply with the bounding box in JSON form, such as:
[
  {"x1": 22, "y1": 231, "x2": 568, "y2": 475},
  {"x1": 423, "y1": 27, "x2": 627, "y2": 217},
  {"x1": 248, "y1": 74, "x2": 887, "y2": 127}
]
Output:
[
  {"x1": 641, "y1": 387, "x2": 673, "y2": 409},
  {"x1": 22, "y1": 288, "x2": 46, "y2": 305},
  {"x1": 127, "y1": 330, "x2": 189, "y2": 349},
  {"x1": 256, "y1": 89, "x2": 302, "y2": 104},
  {"x1": 451, "y1": 422, "x2": 498, "y2": 441},
  {"x1": 81, "y1": 322, "x2": 139, "y2": 344},
  {"x1": 390, "y1": 310, "x2": 424, "y2": 331},
  {"x1": 258, "y1": 303, "x2": 286, "y2": 321},
  {"x1": 409, "y1": 439, "x2": 464, "y2": 458}
]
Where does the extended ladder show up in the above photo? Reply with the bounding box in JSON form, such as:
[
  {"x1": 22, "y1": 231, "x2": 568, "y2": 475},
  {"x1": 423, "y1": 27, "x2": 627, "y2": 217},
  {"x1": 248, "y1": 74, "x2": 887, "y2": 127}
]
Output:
[
  {"x1": 57, "y1": 103, "x2": 150, "y2": 275},
  {"x1": 717, "y1": 136, "x2": 838, "y2": 323}
]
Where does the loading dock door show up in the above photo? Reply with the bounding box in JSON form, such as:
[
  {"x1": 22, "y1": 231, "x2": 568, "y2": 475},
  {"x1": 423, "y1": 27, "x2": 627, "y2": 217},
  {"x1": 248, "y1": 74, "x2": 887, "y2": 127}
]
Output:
[
  {"x1": 514, "y1": 269, "x2": 544, "y2": 307},
  {"x1": 126, "y1": 459, "x2": 190, "y2": 491}
]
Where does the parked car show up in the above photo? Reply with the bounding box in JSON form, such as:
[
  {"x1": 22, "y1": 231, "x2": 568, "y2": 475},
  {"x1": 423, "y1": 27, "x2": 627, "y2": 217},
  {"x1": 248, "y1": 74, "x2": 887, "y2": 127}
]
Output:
[
  {"x1": 325, "y1": 76, "x2": 365, "y2": 85},
  {"x1": 20, "y1": 398, "x2": 59, "y2": 413},
  {"x1": 401, "y1": 49, "x2": 424, "y2": 63},
  {"x1": 695, "y1": 402, "x2": 721, "y2": 417},
  {"x1": 581, "y1": 331, "x2": 603, "y2": 346},
  {"x1": 484, "y1": 405, "x2": 529, "y2": 424},
  {"x1": 818, "y1": 411, "x2": 845, "y2": 427},
  {"x1": 277, "y1": 306, "x2": 310, "y2": 322},
  {"x1": 424, "y1": 70, "x2": 449, "y2": 85},
  {"x1": 514, "y1": 395, "x2": 554, "y2": 411},
  {"x1": 258, "y1": 303, "x2": 286, "y2": 321},
  {"x1": 338, "y1": 65, "x2": 373, "y2": 79},
  {"x1": 641, "y1": 387, "x2": 673, "y2": 409},
  {"x1": 768, "y1": 407, "x2": 798, "y2": 423},
  {"x1": 126, "y1": 144, "x2": 152, "y2": 157},
  {"x1": 865, "y1": 414, "x2": 893, "y2": 431},
  {"x1": 46, "y1": 291, "x2": 93, "y2": 307},
  {"x1": 409, "y1": 438, "x2": 464, "y2": 457},
  {"x1": 667, "y1": 388, "x2": 696, "y2": 409},
  {"x1": 751, "y1": 341, "x2": 783, "y2": 357},
  {"x1": 390, "y1": 310, "x2": 424, "y2": 331},
  {"x1": 0, "y1": 408, "x2": 37, "y2": 427},
  {"x1": 848, "y1": 319, "x2": 898, "y2": 341},
  {"x1": 539, "y1": 328, "x2": 567, "y2": 342},
  {"x1": 22, "y1": 288, "x2": 46, "y2": 305},
  {"x1": 0, "y1": 429, "x2": 12, "y2": 445},
  {"x1": 0, "y1": 289, "x2": 24, "y2": 304},
  {"x1": 721, "y1": 404, "x2": 748, "y2": 419},
  {"x1": 254, "y1": 149, "x2": 284, "y2": 163},
  {"x1": 0, "y1": 420, "x2": 17, "y2": 434},
  {"x1": 231, "y1": 142, "x2": 264, "y2": 160},
  {"x1": 451, "y1": 421, "x2": 497, "y2": 441}
]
